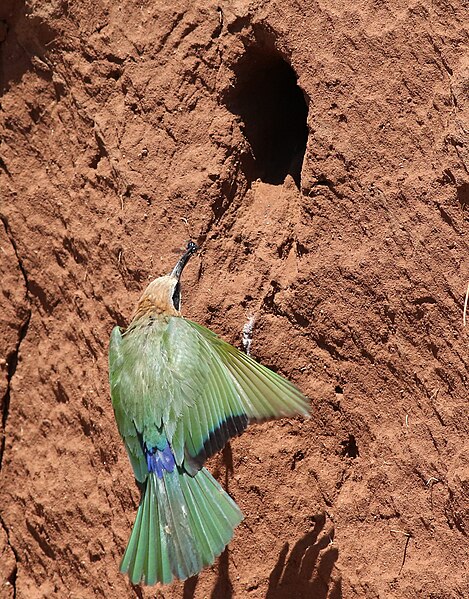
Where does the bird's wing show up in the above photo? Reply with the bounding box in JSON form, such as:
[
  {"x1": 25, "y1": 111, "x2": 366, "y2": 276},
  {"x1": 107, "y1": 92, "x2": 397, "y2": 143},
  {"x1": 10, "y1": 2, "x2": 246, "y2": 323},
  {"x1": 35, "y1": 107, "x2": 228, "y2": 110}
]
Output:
[
  {"x1": 164, "y1": 317, "x2": 249, "y2": 471},
  {"x1": 109, "y1": 325, "x2": 148, "y2": 482},
  {"x1": 184, "y1": 319, "x2": 310, "y2": 421},
  {"x1": 172, "y1": 318, "x2": 310, "y2": 471}
]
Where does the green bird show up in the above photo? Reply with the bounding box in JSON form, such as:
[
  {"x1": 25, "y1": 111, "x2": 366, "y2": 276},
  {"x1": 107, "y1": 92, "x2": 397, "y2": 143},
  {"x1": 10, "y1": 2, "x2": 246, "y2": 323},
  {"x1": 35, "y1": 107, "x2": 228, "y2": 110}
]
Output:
[{"x1": 109, "y1": 241, "x2": 310, "y2": 585}]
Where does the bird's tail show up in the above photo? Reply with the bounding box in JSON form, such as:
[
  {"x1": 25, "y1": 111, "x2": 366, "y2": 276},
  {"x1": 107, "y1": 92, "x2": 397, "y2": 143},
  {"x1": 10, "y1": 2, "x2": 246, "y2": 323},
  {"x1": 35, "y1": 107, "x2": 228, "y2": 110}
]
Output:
[{"x1": 120, "y1": 467, "x2": 243, "y2": 585}]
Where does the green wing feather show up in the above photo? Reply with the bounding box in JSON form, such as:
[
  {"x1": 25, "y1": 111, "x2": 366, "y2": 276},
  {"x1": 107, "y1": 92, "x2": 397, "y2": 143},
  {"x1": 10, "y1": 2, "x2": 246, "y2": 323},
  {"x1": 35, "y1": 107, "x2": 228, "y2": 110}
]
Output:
[
  {"x1": 109, "y1": 326, "x2": 148, "y2": 482},
  {"x1": 158, "y1": 317, "x2": 249, "y2": 469},
  {"x1": 183, "y1": 319, "x2": 310, "y2": 421},
  {"x1": 164, "y1": 317, "x2": 310, "y2": 468}
]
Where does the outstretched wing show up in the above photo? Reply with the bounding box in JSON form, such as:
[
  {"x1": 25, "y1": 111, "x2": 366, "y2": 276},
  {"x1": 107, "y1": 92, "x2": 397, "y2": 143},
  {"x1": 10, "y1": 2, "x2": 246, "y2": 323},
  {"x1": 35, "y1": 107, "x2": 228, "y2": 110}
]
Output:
[
  {"x1": 185, "y1": 319, "x2": 310, "y2": 420},
  {"x1": 173, "y1": 318, "x2": 310, "y2": 470}
]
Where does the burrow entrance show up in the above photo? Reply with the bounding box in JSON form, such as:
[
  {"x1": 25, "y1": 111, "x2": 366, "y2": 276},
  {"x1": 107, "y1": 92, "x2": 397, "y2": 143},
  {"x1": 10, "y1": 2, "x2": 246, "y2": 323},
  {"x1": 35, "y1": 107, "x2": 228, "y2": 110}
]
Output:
[{"x1": 225, "y1": 45, "x2": 309, "y2": 189}]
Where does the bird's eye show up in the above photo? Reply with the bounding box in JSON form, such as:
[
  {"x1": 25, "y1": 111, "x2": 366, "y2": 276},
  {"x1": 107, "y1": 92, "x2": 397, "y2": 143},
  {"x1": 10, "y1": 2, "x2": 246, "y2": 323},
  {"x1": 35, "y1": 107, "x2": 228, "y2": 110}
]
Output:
[{"x1": 172, "y1": 282, "x2": 181, "y2": 310}]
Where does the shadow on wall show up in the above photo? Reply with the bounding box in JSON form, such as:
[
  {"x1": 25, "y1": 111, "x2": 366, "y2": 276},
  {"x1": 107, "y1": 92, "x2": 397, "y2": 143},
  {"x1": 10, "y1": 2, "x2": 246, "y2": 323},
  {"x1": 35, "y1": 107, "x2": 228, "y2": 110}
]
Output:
[
  {"x1": 180, "y1": 445, "x2": 340, "y2": 598},
  {"x1": 266, "y1": 513, "x2": 341, "y2": 599},
  {"x1": 0, "y1": 0, "x2": 56, "y2": 95},
  {"x1": 182, "y1": 513, "x2": 340, "y2": 599}
]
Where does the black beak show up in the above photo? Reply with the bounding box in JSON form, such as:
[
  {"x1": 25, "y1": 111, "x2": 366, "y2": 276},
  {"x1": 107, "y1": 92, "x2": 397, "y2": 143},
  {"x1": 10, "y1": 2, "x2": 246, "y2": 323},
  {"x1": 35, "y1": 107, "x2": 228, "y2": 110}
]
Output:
[{"x1": 170, "y1": 241, "x2": 198, "y2": 279}]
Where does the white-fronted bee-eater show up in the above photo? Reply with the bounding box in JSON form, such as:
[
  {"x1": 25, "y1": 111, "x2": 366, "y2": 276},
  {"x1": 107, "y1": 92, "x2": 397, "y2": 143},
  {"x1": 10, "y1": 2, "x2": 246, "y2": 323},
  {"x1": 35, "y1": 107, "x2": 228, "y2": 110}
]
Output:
[{"x1": 109, "y1": 241, "x2": 310, "y2": 585}]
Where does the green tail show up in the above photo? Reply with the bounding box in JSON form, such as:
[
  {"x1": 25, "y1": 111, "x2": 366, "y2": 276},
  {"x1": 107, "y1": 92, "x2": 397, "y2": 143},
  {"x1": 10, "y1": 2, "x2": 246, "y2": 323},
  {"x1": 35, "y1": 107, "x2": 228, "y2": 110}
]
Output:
[{"x1": 120, "y1": 467, "x2": 243, "y2": 585}]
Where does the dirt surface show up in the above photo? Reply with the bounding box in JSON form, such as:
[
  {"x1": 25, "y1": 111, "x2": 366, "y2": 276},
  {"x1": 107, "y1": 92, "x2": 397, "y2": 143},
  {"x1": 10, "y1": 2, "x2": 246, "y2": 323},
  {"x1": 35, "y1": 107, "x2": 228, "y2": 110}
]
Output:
[{"x1": 1, "y1": 0, "x2": 468, "y2": 597}]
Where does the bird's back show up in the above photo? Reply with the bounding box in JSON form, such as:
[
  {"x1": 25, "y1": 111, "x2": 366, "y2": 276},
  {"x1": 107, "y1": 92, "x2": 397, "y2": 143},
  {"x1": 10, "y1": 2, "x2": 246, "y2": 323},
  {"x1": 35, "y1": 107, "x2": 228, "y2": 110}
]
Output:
[{"x1": 109, "y1": 315, "x2": 205, "y2": 444}]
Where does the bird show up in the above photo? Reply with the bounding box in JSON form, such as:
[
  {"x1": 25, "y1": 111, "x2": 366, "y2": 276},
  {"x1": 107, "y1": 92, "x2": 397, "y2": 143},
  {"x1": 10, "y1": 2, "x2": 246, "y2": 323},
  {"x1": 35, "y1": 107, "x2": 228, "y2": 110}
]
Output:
[{"x1": 108, "y1": 241, "x2": 310, "y2": 586}]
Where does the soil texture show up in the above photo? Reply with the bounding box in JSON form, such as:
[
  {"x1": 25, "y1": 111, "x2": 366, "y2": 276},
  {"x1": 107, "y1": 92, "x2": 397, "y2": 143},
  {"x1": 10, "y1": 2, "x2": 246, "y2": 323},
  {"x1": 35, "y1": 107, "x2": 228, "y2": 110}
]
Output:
[{"x1": 1, "y1": 1, "x2": 468, "y2": 598}]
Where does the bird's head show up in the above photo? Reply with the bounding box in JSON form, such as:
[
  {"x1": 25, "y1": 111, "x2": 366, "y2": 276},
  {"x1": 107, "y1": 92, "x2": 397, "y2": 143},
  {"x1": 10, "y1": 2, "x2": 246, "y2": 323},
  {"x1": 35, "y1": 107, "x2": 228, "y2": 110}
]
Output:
[{"x1": 130, "y1": 241, "x2": 198, "y2": 322}]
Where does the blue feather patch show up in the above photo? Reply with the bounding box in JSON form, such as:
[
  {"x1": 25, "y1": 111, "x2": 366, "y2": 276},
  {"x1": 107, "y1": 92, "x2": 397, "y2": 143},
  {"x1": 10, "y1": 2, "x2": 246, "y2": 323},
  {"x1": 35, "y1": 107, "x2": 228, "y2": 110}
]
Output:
[{"x1": 145, "y1": 442, "x2": 176, "y2": 478}]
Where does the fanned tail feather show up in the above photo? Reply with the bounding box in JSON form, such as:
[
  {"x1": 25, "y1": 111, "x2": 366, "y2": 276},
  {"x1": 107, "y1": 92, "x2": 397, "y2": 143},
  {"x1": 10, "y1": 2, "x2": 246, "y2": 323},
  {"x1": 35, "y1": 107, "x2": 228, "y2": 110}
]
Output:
[{"x1": 120, "y1": 468, "x2": 243, "y2": 585}]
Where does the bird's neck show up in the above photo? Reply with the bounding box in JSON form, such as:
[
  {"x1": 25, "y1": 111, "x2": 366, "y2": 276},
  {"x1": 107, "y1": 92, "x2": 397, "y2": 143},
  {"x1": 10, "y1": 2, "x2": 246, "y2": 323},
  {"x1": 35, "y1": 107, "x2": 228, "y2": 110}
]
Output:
[{"x1": 130, "y1": 292, "x2": 179, "y2": 325}]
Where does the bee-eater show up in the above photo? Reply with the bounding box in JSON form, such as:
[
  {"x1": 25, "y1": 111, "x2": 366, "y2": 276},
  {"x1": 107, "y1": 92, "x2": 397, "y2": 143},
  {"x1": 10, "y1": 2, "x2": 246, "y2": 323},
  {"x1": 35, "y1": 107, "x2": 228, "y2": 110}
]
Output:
[{"x1": 109, "y1": 241, "x2": 310, "y2": 585}]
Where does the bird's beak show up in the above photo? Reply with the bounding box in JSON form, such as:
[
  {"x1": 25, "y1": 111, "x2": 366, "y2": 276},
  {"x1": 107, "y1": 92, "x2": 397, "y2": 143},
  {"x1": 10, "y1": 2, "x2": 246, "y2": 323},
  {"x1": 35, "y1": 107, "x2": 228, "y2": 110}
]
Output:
[{"x1": 170, "y1": 241, "x2": 198, "y2": 279}]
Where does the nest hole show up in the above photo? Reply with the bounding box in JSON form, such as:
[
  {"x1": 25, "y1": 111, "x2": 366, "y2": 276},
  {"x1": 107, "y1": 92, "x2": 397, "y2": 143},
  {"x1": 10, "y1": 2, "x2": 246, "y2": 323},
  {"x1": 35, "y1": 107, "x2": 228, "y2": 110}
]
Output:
[{"x1": 225, "y1": 45, "x2": 309, "y2": 189}]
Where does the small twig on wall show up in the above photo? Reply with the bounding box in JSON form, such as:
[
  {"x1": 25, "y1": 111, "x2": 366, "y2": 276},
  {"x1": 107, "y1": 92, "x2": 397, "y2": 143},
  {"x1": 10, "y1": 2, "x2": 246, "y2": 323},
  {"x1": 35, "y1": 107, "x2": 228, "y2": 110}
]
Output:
[
  {"x1": 426, "y1": 476, "x2": 441, "y2": 511},
  {"x1": 463, "y1": 281, "x2": 469, "y2": 327},
  {"x1": 390, "y1": 529, "x2": 413, "y2": 574}
]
